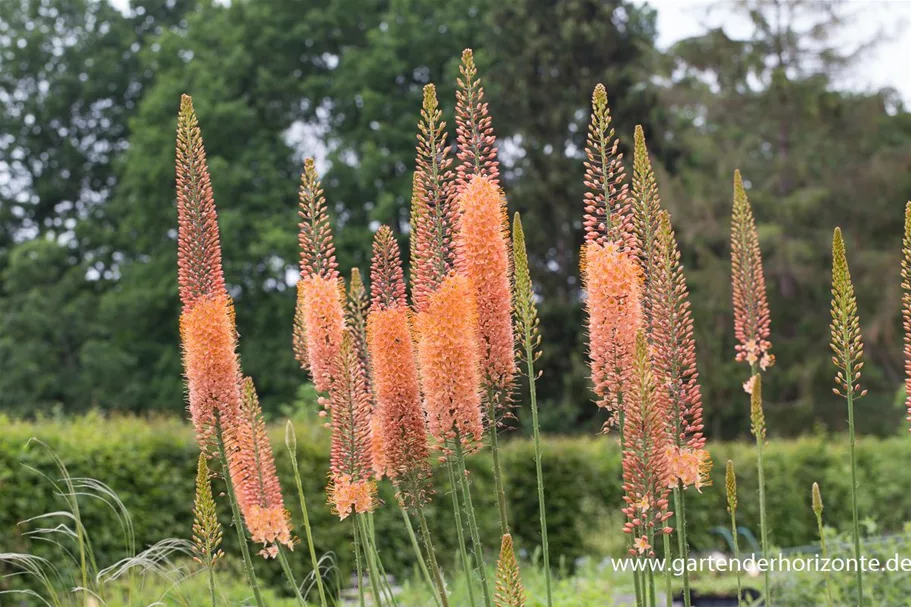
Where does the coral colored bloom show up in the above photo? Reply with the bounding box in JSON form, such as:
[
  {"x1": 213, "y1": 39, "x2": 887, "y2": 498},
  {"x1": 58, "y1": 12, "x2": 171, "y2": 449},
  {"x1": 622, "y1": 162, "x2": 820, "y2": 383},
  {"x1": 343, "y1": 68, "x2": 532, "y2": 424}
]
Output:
[
  {"x1": 633, "y1": 536, "x2": 651, "y2": 555},
  {"x1": 329, "y1": 474, "x2": 376, "y2": 520},
  {"x1": 180, "y1": 294, "x2": 241, "y2": 449},
  {"x1": 666, "y1": 446, "x2": 713, "y2": 493},
  {"x1": 299, "y1": 275, "x2": 345, "y2": 393},
  {"x1": 456, "y1": 176, "x2": 516, "y2": 395},
  {"x1": 455, "y1": 49, "x2": 499, "y2": 194},
  {"x1": 415, "y1": 274, "x2": 484, "y2": 450},
  {"x1": 369, "y1": 414, "x2": 387, "y2": 480},
  {"x1": 583, "y1": 241, "x2": 643, "y2": 426}
]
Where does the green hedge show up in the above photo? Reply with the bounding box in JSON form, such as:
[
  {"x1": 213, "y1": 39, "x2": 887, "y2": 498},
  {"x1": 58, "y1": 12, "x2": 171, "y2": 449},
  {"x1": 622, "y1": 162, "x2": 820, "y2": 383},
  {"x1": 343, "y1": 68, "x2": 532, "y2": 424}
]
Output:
[{"x1": 2, "y1": 414, "x2": 909, "y2": 593}]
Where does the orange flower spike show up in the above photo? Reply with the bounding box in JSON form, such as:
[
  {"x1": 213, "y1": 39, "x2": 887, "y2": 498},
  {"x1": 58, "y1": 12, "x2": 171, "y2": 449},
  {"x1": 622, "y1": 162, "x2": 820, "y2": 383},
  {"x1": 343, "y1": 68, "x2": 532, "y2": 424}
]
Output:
[
  {"x1": 631, "y1": 125, "x2": 664, "y2": 327},
  {"x1": 415, "y1": 274, "x2": 484, "y2": 450},
  {"x1": 298, "y1": 157, "x2": 338, "y2": 282},
  {"x1": 369, "y1": 227, "x2": 432, "y2": 506},
  {"x1": 621, "y1": 333, "x2": 673, "y2": 549},
  {"x1": 176, "y1": 94, "x2": 227, "y2": 308},
  {"x1": 651, "y1": 211, "x2": 706, "y2": 451},
  {"x1": 455, "y1": 49, "x2": 499, "y2": 194},
  {"x1": 225, "y1": 377, "x2": 292, "y2": 557},
  {"x1": 583, "y1": 85, "x2": 633, "y2": 251},
  {"x1": 731, "y1": 170, "x2": 774, "y2": 370},
  {"x1": 582, "y1": 241, "x2": 643, "y2": 426},
  {"x1": 411, "y1": 85, "x2": 457, "y2": 311},
  {"x1": 456, "y1": 176, "x2": 516, "y2": 394},
  {"x1": 299, "y1": 275, "x2": 345, "y2": 393},
  {"x1": 175, "y1": 95, "x2": 240, "y2": 448}
]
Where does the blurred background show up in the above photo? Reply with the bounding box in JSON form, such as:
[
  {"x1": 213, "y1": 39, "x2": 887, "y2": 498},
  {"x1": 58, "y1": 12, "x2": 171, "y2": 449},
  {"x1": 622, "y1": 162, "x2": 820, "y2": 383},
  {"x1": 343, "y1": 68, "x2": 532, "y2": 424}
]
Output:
[{"x1": 1, "y1": 0, "x2": 910, "y2": 440}]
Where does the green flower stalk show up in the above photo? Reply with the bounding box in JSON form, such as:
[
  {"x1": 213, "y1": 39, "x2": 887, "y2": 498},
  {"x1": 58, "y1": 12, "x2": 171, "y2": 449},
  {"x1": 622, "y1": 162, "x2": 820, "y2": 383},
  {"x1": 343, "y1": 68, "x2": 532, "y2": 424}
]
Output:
[
  {"x1": 813, "y1": 482, "x2": 835, "y2": 607},
  {"x1": 192, "y1": 454, "x2": 223, "y2": 607},
  {"x1": 748, "y1": 374, "x2": 770, "y2": 604},
  {"x1": 830, "y1": 227, "x2": 867, "y2": 606},
  {"x1": 494, "y1": 534, "x2": 526, "y2": 607},
  {"x1": 512, "y1": 212, "x2": 552, "y2": 607},
  {"x1": 725, "y1": 461, "x2": 742, "y2": 607}
]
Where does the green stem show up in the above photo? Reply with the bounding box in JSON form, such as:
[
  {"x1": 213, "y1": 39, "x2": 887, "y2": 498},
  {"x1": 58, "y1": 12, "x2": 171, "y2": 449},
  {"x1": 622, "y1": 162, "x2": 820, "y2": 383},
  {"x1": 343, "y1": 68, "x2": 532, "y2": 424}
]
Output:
[
  {"x1": 416, "y1": 506, "x2": 450, "y2": 607},
  {"x1": 662, "y1": 533, "x2": 672, "y2": 607},
  {"x1": 278, "y1": 544, "x2": 308, "y2": 607},
  {"x1": 523, "y1": 336, "x2": 552, "y2": 607},
  {"x1": 208, "y1": 564, "x2": 217, "y2": 607},
  {"x1": 730, "y1": 510, "x2": 742, "y2": 607},
  {"x1": 401, "y1": 506, "x2": 441, "y2": 607},
  {"x1": 214, "y1": 422, "x2": 266, "y2": 607},
  {"x1": 756, "y1": 432, "x2": 771, "y2": 606},
  {"x1": 454, "y1": 439, "x2": 494, "y2": 607},
  {"x1": 366, "y1": 513, "x2": 399, "y2": 607},
  {"x1": 357, "y1": 514, "x2": 386, "y2": 607},
  {"x1": 447, "y1": 458, "x2": 478, "y2": 607},
  {"x1": 353, "y1": 521, "x2": 366, "y2": 607},
  {"x1": 673, "y1": 486, "x2": 691, "y2": 607},
  {"x1": 633, "y1": 556, "x2": 644, "y2": 607},
  {"x1": 817, "y1": 512, "x2": 834, "y2": 607},
  {"x1": 647, "y1": 528, "x2": 656, "y2": 607},
  {"x1": 846, "y1": 374, "x2": 864, "y2": 606},
  {"x1": 486, "y1": 388, "x2": 510, "y2": 534},
  {"x1": 287, "y1": 435, "x2": 329, "y2": 607}
]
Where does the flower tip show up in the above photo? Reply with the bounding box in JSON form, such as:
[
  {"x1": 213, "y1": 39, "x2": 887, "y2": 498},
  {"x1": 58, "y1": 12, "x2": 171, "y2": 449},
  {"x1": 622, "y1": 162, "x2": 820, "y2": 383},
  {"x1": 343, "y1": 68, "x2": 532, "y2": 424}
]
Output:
[
  {"x1": 812, "y1": 481, "x2": 823, "y2": 515},
  {"x1": 285, "y1": 419, "x2": 296, "y2": 452}
]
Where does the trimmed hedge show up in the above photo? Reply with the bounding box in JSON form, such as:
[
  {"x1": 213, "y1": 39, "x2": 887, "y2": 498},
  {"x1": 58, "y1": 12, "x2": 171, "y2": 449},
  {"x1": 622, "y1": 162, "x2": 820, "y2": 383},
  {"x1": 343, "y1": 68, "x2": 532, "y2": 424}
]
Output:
[{"x1": 2, "y1": 414, "x2": 909, "y2": 592}]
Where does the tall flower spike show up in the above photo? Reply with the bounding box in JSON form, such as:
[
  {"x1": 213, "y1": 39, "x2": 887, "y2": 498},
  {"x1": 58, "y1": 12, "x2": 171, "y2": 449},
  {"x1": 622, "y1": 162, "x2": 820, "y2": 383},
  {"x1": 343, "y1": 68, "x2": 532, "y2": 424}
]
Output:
[
  {"x1": 292, "y1": 281, "x2": 310, "y2": 371},
  {"x1": 192, "y1": 453, "x2": 224, "y2": 567},
  {"x1": 176, "y1": 94, "x2": 227, "y2": 308},
  {"x1": 830, "y1": 228, "x2": 866, "y2": 399},
  {"x1": 346, "y1": 268, "x2": 372, "y2": 396},
  {"x1": 651, "y1": 211, "x2": 705, "y2": 451},
  {"x1": 176, "y1": 95, "x2": 241, "y2": 449},
  {"x1": 512, "y1": 213, "x2": 541, "y2": 366},
  {"x1": 749, "y1": 374, "x2": 765, "y2": 440},
  {"x1": 901, "y1": 203, "x2": 911, "y2": 429},
  {"x1": 415, "y1": 274, "x2": 485, "y2": 451},
  {"x1": 494, "y1": 533, "x2": 526, "y2": 607},
  {"x1": 812, "y1": 482, "x2": 823, "y2": 517},
  {"x1": 368, "y1": 227, "x2": 432, "y2": 507},
  {"x1": 298, "y1": 274, "x2": 345, "y2": 393},
  {"x1": 731, "y1": 170, "x2": 774, "y2": 370},
  {"x1": 298, "y1": 157, "x2": 339, "y2": 282},
  {"x1": 456, "y1": 176, "x2": 516, "y2": 396},
  {"x1": 583, "y1": 85, "x2": 632, "y2": 250},
  {"x1": 725, "y1": 460, "x2": 737, "y2": 514},
  {"x1": 326, "y1": 332, "x2": 377, "y2": 519},
  {"x1": 631, "y1": 125, "x2": 663, "y2": 327},
  {"x1": 582, "y1": 241, "x2": 643, "y2": 426},
  {"x1": 455, "y1": 49, "x2": 499, "y2": 193},
  {"x1": 621, "y1": 332, "x2": 673, "y2": 551},
  {"x1": 412, "y1": 84, "x2": 457, "y2": 311},
  {"x1": 225, "y1": 377, "x2": 292, "y2": 558}
]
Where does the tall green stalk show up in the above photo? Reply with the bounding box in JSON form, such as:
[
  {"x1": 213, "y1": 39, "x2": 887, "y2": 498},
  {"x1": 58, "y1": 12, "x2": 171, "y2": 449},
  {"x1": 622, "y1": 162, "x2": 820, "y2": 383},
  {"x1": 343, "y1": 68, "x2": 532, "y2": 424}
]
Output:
[
  {"x1": 846, "y1": 376, "x2": 863, "y2": 605},
  {"x1": 813, "y1": 482, "x2": 834, "y2": 607},
  {"x1": 357, "y1": 514, "x2": 386, "y2": 607},
  {"x1": 487, "y1": 390, "x2": 510, "y2": 535},
  {"x1": 353, "y1": 520, "x2": 366, "y2": 607},
  {"x1": 285, "y1": 422, "x2": 328, "y2": 607},
  {"x1": 453, "y1": 439, "x2": 493, "y2": 607},
  {"x1": 647, "y1": 528, "x2": 656, "y2": 607},
  {"x1": 673, "y1": 486, "x2": 691, "y2": 607},
  {"x1": 749, "y1": 369, "x2": 770, "y2": 605},
  {"x1": 400, "y1": 507, "x2": 441, "y2": 607},
  {"x1": 446, "y1": 459, "x2": 478, "y2": 607},
  {"x1": 725, "y1": 461, "x2": 742, "y2": 607},
  {"x1": 416, "y1": 506, "x2": 450, "y2": 607},
  {"x1": 512, "y1": 212, "x2": 552, "y2": 607},
  {"x1": 662, "y1": 533, "x2": 672, "y2": 607},
  {"x1": 214, "y1": 420, "x2": 265, "y2": 607},
  {"x1": 278, "y1": 545, "x2": 307, "y2": 607},
  {"x1": 366, "y1": 513, "x2": 399, "y2": 607}
]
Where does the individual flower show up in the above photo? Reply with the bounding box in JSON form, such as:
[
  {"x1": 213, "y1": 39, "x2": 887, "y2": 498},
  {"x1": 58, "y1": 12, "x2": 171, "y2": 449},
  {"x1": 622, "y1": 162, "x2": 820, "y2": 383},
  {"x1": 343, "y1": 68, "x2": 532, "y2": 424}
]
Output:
[
  {"x1": 633, "y1": 536, "x2": 651, "y2": 556},
  {"x1": 731, "y1": 170, "x2": 774, "y2": 369},
  {"x1": 368, "y1": 226, "x2": 432, "y2": 507},
  {"x1": 414, "y1": 274, "x2": 484, "y2": 451},
  {"x1": 455, "y1": 49, "x2": 499, "y2": 194},
  {"x1": 455, "y1": 175, "x2": 516, "y2": 396},
  {"x1": 583, "y1": 84, "x2": 633, "y2": 251},
  {"x1": 582, "y1": 241, "x2": 643, "y2": 426},
  {"x1": 411, "y1": 84, "x2": 457, "y2": 312}
]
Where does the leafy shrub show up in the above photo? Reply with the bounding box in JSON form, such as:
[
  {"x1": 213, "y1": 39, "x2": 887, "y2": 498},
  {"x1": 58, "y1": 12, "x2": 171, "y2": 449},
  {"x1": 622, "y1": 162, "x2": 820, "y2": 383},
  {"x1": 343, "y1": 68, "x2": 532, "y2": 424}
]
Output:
[{"x1": 2, "y1": 413, "x2": 909, "y2": 594}]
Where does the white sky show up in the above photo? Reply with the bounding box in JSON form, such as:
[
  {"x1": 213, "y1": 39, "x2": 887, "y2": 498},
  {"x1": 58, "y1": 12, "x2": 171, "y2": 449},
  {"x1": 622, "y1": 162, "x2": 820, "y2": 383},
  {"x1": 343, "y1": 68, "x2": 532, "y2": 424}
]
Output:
[{"x1": 650, "y1": 0, "x2": 911, "y2": 103}]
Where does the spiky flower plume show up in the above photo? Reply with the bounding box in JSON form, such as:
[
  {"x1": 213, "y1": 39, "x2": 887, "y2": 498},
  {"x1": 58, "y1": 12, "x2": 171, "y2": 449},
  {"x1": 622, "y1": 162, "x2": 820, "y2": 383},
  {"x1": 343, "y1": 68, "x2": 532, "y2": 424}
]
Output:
[
  {"x1": 298, "y1": 275, "x2": 345, "y2": 393},
  {"x1": 414, "y1": 274, "x2": 484, "y2": 450},
  {"x1": 494, "y1": 533, "x2": 526, "y2": 607},
  {"x1": 631, "y1": 125, "x2": 664, "y2": 327},
  {"x1": 298, "y1": 157, "x2": 338, "y2": 282},
  {"x1": 725, "y1": 460, "x2": 737, "y2": 514},
  {"x1": 368, "y1": 227, "x2": 432, "y2": 507},
  {"x1": 583, "y1": 85, "x2": 632, "y2": 250},
  {"x1": 830, "y1": 228, "x2": 867, "y2": 400},
  {"x1": 176, "y1": 94, "x2": 240, "y2": 450},
  {"x1": 326, "y1": 332, "x2": 377, "y2": 519},
  {"x1": 346, "y1": 268, "x2": 372, "y2": 385},
  {"x1": 456, "y1": 175, "x2": 516, "y2": 397},
  {"x1": 651, "y1": 211, "x2": 705, "y2": 451},
  {"x1": 731, "y1": 170, "x2": 774, "y2": 370},
  {"x1": 901, "y1": 203, "x2": 911, "y2": 428},
  {"x1": 226, "y1": 378, "x2": 293, "y2": 558},
  {"x1": 812, "y1": 482, "x2": 823, "y2": 517},
  {"x1": 411, "y1": 85, "x2": 457, "y2": 311},
  {"x1": 455, "y1": 49, "x2": 499, "y2": 193},
  {"x1": 192, "y1": 453, "x2": 223, "y2": 567},
  {"x1": 749, "y1": 374, "x2": 765, "y2": 440},
  {"x1": 512, "y1": 213, "x2": 541, "y2": 366},
  {"x1": 582, "y1": 241, "x2": 643, "y2": 426},
  {"x1": 621, "y1": 333, "x2": 673, "y2": 551}
]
